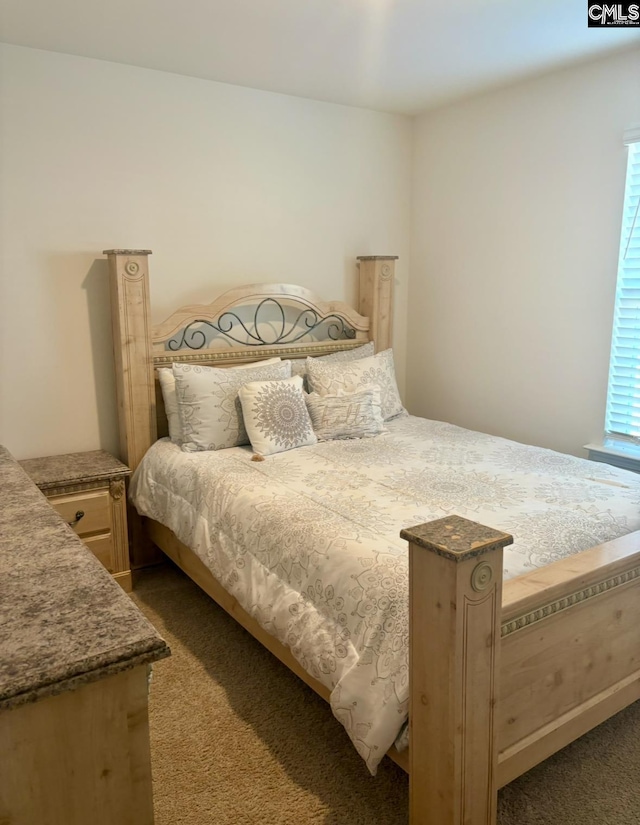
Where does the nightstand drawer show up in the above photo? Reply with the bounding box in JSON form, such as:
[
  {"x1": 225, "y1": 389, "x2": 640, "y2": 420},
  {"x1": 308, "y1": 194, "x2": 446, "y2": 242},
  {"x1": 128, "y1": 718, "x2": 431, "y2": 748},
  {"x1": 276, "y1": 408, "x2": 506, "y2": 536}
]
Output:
[
  {"x1": 83, "y1": 533, "x2": 114, "y2": 572},
  {"x1": 49, "y1": 490, "x2": 110, "y2": 537}
]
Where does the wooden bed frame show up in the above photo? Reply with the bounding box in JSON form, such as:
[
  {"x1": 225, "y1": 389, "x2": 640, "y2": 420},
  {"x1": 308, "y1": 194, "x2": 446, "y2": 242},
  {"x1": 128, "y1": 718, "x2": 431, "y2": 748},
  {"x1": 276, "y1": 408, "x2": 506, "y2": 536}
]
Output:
[{"x1": 105, "y1": 249, "x2": 640, "y2": 825}]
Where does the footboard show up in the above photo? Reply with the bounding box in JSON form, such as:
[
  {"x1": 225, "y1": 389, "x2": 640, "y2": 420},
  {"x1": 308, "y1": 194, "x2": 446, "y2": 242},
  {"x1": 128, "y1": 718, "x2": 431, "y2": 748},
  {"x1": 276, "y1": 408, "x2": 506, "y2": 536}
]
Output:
[
  {"x1": 498, "y1": 531, "x2": 640, "y2": 786},
  {"x1": 403, "y1": 519, "x2": 640, "y2": 825}
]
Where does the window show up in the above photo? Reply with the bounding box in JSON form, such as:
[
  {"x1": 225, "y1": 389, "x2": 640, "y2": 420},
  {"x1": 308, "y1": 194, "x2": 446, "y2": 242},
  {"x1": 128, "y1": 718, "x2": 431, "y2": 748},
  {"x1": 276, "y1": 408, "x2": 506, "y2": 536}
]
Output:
[{"x1": 605, "y1": 132, "x2": 640, "y2": 442}]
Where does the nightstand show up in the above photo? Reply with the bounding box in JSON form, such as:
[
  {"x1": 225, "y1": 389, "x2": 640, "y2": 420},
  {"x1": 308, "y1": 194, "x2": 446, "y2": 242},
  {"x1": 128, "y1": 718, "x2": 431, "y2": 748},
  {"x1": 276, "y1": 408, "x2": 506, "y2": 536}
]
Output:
[{"x1": 19, "y1": 450, "x2": 132, "y2": 591}]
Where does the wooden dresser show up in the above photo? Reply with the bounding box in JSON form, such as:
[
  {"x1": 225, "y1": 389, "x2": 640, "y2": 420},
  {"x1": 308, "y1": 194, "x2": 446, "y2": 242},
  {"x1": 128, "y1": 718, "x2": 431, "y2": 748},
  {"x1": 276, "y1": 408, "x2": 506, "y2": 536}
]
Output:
[
  {"x1": 0, "y1": 446, "x2": 170, "y2": 825},
  {"x1": 19, "y1": 450, "x2": 132, "y2": 590}
]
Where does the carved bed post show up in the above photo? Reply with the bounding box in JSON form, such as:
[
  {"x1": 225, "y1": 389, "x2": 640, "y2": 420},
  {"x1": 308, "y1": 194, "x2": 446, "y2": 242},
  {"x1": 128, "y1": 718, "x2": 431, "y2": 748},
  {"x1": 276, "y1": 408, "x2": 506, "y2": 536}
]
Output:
[
  {"x1": 104, "y1": 249, "x2": 156, "y2": 471},
  {"x1": 357, "y1": 255, "x2": 397, "y2": 353},
  {"x1": 400, "y1": 516, "x2": 513, "y2": 825},
  {"x1": 104, "y1": 249, "x2": 158, "y2": 569}
]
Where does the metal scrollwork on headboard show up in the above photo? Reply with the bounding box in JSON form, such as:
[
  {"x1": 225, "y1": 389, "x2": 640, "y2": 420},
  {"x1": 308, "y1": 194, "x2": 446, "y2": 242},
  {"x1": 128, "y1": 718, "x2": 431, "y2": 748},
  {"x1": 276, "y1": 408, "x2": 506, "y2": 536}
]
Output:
[{"x1": 166, "y1": 297, "x2": 356, "y2": 351}]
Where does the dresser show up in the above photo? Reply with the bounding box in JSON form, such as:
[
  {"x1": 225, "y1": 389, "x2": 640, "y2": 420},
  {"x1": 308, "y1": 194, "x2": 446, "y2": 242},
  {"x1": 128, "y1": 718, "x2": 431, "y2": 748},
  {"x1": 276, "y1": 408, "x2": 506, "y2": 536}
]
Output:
[
  {"x1": 0, "y1": 446, "x2": 170, "y2": 825},
  {"x1": 19, "y1": 450, "x2": 133, "y2": 590}
]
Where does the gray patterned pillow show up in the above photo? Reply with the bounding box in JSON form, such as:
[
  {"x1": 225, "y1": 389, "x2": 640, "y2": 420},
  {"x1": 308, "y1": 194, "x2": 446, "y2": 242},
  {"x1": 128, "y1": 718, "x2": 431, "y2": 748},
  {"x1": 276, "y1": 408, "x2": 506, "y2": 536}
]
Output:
[
  {"x1": 305, "y1": 348, "x2": 405, "y2": 422},
  {"x1": 306, "y1": 387, "x2": 385, "y2": 441},
  {"x1": 159, "y1": 357, "x2": 281, "y2": 445},
  {"x1": 173, "y1": 360, "x2": 291, "y2": 451},
  {"x1": 290, "y1": 341, "x2": 374, "y2": 382},
  {"x1": 238, "y1": 375, "x2": 317, "y2": 456}
]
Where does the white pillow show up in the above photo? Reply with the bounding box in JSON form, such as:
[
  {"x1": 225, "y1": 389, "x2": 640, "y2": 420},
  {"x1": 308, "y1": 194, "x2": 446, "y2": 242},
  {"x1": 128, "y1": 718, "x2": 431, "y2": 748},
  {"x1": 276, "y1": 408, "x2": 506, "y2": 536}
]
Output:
[
  {"x1": 158, "y1": 357, "x2": 281, "y2": 446},
  {"x1": 238, "y1": 375, "x2": 317, "y2": 457},
  {"x1": 306, "y1": 387, "x2": 385, "y2": 441},
  {"x1": 158, "y1": 368, "x2": 183, "y2": 444},
  {"x1": 290, "y1": 341, "x2": 374, "y2": 381},
  {"x1": 305, "y1": 348, "x2": 405, "y2": 422},
  {"x1": 173, "y1": 360, "x2": 291, "y2": 451}
]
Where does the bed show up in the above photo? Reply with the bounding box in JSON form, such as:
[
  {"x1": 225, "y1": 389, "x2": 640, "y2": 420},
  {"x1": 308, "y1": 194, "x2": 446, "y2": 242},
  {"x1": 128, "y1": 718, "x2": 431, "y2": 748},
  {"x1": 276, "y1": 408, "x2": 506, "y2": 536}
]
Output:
[{"x1": 105, "y1": 249, "x2": 640, "y2": 825}]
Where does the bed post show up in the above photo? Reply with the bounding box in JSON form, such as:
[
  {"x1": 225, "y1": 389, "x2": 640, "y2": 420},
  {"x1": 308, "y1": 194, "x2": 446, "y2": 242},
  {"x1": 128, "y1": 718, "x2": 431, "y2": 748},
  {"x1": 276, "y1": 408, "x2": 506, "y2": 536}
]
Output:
[
  {"x1": 104, "y1": 249, "x2": 156, "y2": 471},
  {"x1": 400, "y1": 516, "x2": 513, "y2": 825},
  {"x1": 357, "y1": 255, "x2": 397, "y2": 353},
  {"x1": 104, "y1": 249, "x2": 158, "y2": 569}
]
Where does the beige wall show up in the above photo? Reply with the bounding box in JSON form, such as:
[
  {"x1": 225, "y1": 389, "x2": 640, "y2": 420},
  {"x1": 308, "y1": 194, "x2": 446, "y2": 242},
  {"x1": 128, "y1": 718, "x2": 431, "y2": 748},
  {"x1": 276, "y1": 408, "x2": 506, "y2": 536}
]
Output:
[
  {"x1": 408, "y1": 47, "x2": 640, "y2": 456},
  {"x1": 3, "y1": 43, "x2": 638, "y2": 462},
  {"x1": 0, "y1": 44, "x2": 412, "y2": 459}
]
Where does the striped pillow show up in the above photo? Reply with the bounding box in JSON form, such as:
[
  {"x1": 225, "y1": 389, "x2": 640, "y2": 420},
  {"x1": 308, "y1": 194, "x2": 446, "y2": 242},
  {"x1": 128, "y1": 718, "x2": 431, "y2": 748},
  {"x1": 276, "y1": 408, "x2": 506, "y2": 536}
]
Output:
[{"x1": 305, "y1": 387, "x2": 385, "y2": 441}]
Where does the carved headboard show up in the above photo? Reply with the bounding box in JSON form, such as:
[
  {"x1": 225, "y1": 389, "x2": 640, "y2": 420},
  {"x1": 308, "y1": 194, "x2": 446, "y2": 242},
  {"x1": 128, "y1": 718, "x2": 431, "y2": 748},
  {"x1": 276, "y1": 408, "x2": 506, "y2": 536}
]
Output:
[{"x1": 104, "y1": 250, "x2": 398, "y2": 473}]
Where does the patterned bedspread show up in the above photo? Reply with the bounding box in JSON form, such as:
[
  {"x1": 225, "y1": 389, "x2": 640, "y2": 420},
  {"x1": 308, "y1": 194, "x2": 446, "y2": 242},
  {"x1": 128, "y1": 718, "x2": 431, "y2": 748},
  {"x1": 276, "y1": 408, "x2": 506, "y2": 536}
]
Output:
[{"x1": 130, "y1": 416, "x2": 640, "y2": 773}]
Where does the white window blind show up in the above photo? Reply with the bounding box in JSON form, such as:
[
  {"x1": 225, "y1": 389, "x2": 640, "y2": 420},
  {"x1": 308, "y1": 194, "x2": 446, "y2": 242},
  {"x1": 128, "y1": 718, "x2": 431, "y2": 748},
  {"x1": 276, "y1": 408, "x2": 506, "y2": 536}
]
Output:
[{"x1": 605, "y1": 136, "x2": 640, "y2": 440}]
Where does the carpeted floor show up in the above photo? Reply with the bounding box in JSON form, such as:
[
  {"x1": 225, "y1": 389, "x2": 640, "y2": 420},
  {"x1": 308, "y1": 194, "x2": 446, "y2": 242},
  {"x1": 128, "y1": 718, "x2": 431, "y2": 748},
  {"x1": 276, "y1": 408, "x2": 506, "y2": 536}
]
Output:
[{"x1": 131, "y1": 563, "x2": 640, "y2": 825}]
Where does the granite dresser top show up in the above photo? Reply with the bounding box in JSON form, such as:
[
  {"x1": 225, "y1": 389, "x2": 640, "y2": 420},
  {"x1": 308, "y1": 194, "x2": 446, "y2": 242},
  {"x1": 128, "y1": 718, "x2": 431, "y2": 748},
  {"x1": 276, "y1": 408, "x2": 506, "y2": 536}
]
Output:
[{"x1": 0, "y1": 445, "x2": 169, "y2": 710}]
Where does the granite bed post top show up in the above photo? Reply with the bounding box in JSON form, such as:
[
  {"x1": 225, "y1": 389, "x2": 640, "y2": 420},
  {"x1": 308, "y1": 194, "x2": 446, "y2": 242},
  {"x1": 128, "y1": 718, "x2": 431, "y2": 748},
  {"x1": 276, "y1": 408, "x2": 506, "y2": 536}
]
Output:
[
  {"x1": 0, "y1": 446, "x2": 169, "y2": 711},
  {"x1": 400, "y1": 514, "x2": 514, "y2": 562}
]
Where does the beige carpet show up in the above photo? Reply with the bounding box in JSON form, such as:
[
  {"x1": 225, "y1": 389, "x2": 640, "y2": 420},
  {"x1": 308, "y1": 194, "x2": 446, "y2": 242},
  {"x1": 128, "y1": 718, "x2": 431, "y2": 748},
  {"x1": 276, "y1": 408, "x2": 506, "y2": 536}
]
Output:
[{"x1": 132, "y1": 563, "x2": 640, "y2": 825}]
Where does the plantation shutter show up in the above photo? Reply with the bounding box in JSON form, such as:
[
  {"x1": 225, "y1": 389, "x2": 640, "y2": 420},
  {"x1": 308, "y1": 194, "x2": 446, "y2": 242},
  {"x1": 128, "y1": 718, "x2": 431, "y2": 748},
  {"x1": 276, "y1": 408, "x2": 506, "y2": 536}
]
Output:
[{"x1": 605, "y1": 133, "x2": 640, "y2": 440}]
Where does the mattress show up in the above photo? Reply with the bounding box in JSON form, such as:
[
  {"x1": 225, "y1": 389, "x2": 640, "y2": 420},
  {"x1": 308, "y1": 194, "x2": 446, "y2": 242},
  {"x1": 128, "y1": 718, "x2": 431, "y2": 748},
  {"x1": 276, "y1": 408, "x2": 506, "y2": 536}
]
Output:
[{"x1": 130, "y1": 415, "x2": 640, "y2": 773}]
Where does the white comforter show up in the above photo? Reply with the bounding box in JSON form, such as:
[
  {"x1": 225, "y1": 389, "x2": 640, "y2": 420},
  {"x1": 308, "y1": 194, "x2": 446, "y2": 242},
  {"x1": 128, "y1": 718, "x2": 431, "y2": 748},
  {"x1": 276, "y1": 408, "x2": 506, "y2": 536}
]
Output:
[{"x1": 130, "y1": 416, "x2": 640, "y2": 773}]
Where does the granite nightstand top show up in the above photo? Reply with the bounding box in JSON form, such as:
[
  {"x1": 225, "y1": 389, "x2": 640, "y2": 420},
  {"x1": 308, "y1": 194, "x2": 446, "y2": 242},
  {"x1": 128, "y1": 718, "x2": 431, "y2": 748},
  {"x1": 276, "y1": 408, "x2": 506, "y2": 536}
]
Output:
[
  {"x1": 0, "y1": 446, "x2": 169, "y2": 710},
  {"x1": 19, "y1": 450, "x2": 130, "y2": 491}
]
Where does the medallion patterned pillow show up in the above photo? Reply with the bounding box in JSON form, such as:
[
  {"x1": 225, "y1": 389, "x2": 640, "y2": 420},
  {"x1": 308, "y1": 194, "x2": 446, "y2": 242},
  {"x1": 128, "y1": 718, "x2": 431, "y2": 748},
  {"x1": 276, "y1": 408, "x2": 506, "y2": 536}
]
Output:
[
  {"x1": 173, "y1": 360, "x2": 291, "y2": 452},
  {"x1": 305, "y1": 387, "x2": 385, "y2": 441},
  {"x1": 159, "y1": 357, "x2": 281, "y2": 445},
  {"x1": 305, "y1": 348, "x2": 405, "y2": 422},
  {"x1": 290, "y1": 341, "x2": 375, "y2": 380},
  {"x1": 238, "y1": 375, "x2": 317, "y2": 456}
]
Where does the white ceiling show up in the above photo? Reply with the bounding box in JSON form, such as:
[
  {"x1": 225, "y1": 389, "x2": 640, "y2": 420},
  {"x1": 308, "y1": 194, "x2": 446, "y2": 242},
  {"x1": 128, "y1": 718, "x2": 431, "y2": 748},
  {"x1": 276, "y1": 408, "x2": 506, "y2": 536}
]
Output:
[{"x1": 1, "y1": 0, "x2": 638, "y2": 115}]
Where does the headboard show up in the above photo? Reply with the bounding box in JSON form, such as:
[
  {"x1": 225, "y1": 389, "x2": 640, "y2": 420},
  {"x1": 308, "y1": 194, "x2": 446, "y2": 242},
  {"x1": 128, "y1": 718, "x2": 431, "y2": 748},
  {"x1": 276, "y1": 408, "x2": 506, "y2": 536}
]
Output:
[{"x1": 104, "y1": 250, "x2": 398, "y2": 474}]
